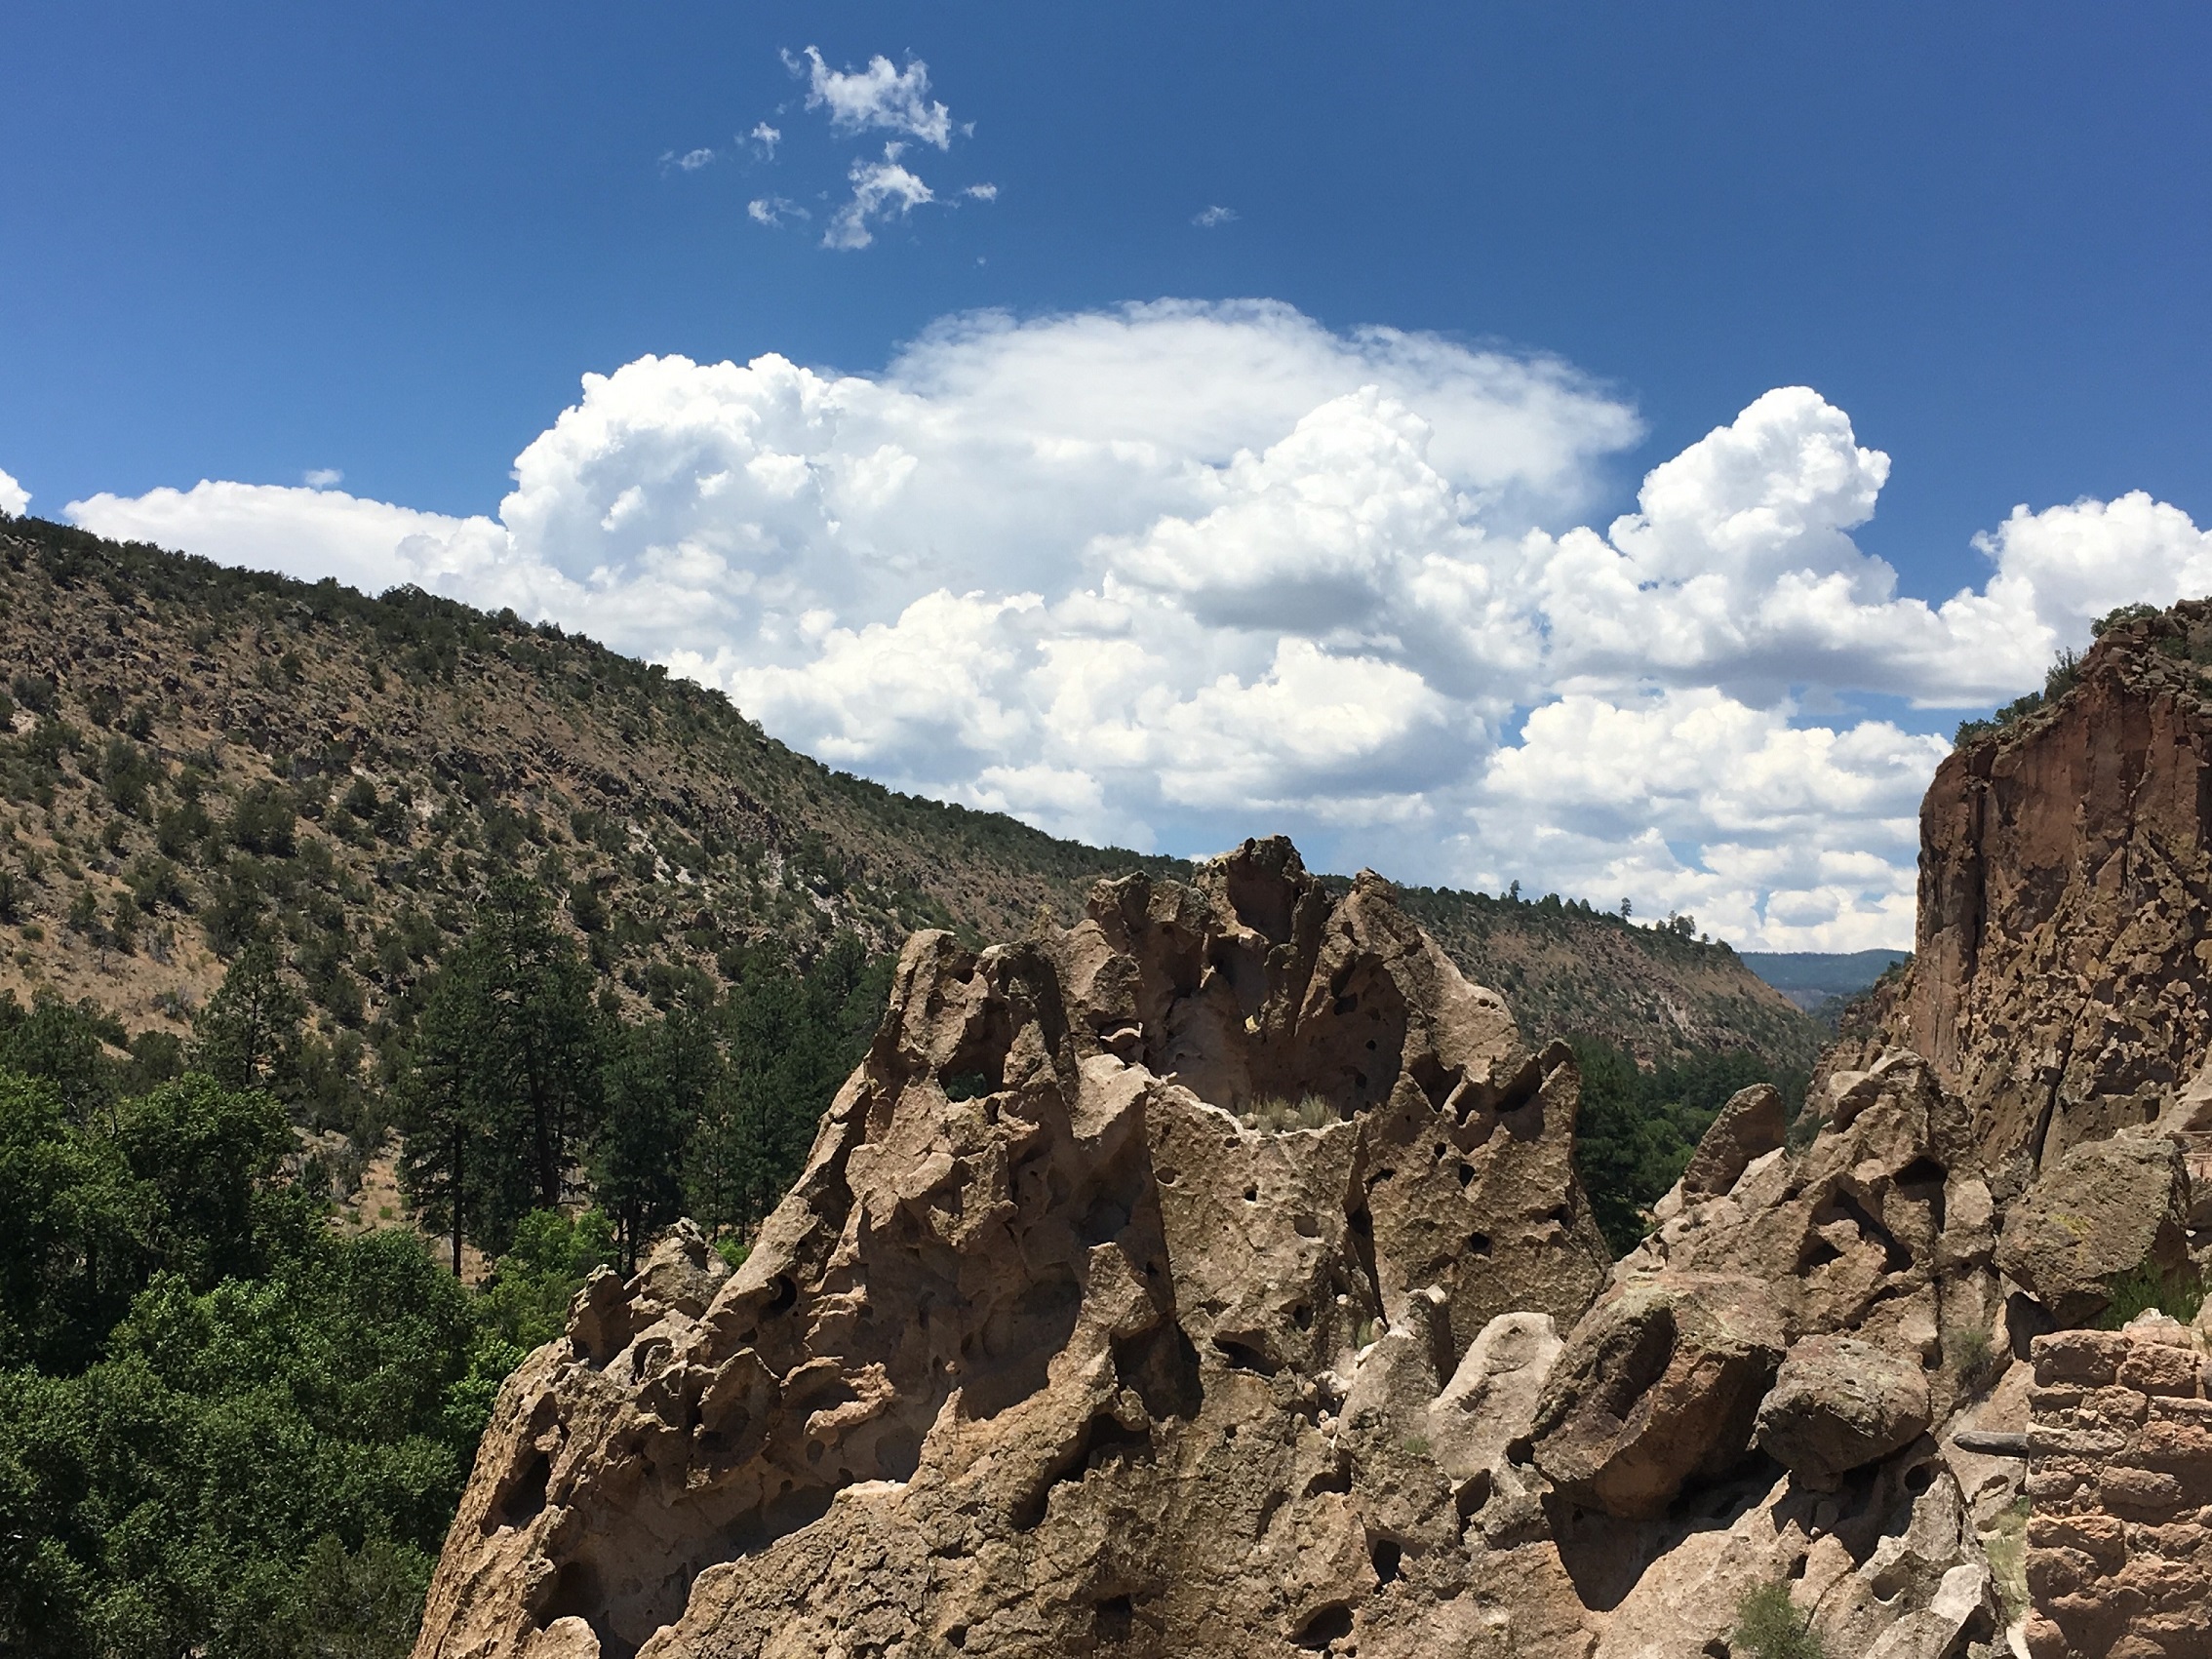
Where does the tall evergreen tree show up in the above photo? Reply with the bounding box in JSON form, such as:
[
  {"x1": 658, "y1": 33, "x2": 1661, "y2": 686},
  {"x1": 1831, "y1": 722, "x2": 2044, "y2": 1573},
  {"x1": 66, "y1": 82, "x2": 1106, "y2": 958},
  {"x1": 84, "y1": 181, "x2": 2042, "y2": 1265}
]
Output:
[
  {"x1": 395, "y1": 877, "x2": 603, "y2": 1266},
  {"x1": 190, "y1": 943, "x2": 304, "y2": 1094},
  {"x1": 595, "y1": 1007, "x2": 718, "y2": 1272}
]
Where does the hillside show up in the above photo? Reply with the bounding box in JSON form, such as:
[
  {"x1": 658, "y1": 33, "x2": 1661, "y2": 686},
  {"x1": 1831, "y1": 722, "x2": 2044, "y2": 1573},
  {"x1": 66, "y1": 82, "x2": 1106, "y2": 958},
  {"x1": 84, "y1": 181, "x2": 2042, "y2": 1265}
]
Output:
[
  {"x1": 0, "y1": 513, "x2": 1818, "y2": 1073},
  {"x1": 1739, "y1": 947, "x2": 1912, "y2": 1013}
]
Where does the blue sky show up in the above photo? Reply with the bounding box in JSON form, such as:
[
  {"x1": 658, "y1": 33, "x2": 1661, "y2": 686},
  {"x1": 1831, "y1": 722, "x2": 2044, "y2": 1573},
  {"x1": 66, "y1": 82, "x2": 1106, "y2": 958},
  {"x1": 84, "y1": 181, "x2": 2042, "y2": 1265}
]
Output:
[{"x1": 5, "y1": 3, "x2": 2210, "y2": 948}]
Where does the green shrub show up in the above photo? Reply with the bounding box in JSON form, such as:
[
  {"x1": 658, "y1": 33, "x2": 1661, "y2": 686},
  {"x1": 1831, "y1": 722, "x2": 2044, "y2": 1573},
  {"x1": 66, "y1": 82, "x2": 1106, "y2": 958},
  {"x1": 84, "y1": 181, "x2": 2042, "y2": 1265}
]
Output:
[
  {"x1": 1732, "y1": 1581, "x2": 1823, "y2": 1659},
  {"x1": 2098, "y1": 1261, "x2": 2205, "y2": 1329}
]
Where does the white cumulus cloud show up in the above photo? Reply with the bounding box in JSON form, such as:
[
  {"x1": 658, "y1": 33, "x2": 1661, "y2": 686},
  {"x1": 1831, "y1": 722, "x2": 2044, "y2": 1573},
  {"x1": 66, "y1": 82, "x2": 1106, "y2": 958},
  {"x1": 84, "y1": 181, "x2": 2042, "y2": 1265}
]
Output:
[
  {"x1": 0, "y1": 466, "x2": 28, "y2": 517},
  {"x1": 790, "y1": 46, "x2": 953, "y2": 149},
  {"x1": 62, "y1": 301, "x2": 2212, "y2": 949}
]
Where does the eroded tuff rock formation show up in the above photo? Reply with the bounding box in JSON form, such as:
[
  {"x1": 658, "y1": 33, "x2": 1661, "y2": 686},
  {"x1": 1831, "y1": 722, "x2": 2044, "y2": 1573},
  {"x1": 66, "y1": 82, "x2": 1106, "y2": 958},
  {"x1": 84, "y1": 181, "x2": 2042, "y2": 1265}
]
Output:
[
  {"x1": 1894, "y1": 601, "x2": 2212, "y2": 1170},
  {"x1": 415, "y1": 840, "x2": 2076, "y2": 1659},
  {"x1": 417, "y1": 842, "x2": 1621, "y2": 1658}
]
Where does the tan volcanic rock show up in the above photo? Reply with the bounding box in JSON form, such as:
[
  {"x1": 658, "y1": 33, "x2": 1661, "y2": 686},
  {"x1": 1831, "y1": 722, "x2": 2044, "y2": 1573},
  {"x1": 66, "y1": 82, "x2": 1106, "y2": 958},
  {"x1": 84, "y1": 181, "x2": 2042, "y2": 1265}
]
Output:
[
  {"x1": 1754, "y1": 1334, "x2": 1932, "y2": 1487},
  {"x1": 1527, "y1": 1272, "x2": 1787, "y2": 1520},
  {"x1": 1889, "y1": 602, "x2": 2212, "y2": 1170},
  {"x1": 1995, "y1": 1131, "x2": 2192, "y2": 1326},
  {"x1": 413, "y1": 840, "x2": 1616, "y2": 1659}
]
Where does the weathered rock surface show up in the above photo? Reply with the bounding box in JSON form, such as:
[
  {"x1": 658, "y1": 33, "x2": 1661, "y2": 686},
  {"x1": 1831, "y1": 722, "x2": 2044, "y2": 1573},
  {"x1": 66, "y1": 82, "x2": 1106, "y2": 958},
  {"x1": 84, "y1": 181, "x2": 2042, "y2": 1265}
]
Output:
[
  {"x1": 1678, "y1": 1083, "x2": 1785, "y2": 1205},
  {"x1": 1754, "y1": 1334, "x2": 1932, "y2": 1487},
  {"x1": 1528, "y1": 1272, "x2": 1786, "y2": 1520},
  {"x1": 415, "y1": 840, "x2": 2045, "y2": 1658},
  {"x1": 1613, "y1": 1049, "x2": 2004, "y2": 1403},
  {"x1": 2022, "y1": 1319, "x2": 2212, "y2": 1659},
  {"x1": 414, "y1": 841, "x2": 1617, "y2": 1659},
  {"x1": 1887, "y1": 602, "x2": 2212, "y2": 1169},
  {"x1": 1996, "y1": 1132, "x2": 2192, "y2": 1326}
]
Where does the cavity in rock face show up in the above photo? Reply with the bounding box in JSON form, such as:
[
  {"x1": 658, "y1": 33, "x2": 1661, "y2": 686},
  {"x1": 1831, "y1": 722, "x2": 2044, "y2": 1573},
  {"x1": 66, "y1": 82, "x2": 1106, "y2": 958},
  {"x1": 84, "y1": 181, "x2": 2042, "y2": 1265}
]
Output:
[{"x1": 412, "y1": 838, "x2": 1613, "y2": 1659}]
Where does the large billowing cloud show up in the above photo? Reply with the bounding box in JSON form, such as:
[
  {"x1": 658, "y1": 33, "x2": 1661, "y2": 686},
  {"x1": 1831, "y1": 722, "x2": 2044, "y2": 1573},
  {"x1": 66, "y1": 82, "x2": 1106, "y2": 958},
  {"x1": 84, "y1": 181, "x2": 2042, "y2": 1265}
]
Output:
[{"x1": 56, "y1": 300, "x2": 2212, "y2": 948}]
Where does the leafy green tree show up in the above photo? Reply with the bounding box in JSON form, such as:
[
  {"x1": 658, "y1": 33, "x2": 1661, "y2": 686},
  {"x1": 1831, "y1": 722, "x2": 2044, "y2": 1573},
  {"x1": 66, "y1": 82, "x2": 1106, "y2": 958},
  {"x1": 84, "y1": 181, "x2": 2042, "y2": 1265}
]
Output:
[
  {"x1": 395, "y1": 878, "x2": 604, "y2": 1265},
  {"x1": 1569, "y1": 1037, "x2": 1807, "y2": 1255},
  {"x1": 0, "y1": 1071, "x2": 147, "y2": 1372},
  {"x1": 190, "y1": 944, "x2": 305, "y2": 1094}
]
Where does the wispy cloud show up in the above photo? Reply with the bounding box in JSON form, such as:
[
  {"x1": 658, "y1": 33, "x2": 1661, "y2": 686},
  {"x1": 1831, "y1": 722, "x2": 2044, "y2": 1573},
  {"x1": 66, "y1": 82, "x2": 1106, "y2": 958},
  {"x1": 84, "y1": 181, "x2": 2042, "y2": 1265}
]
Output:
[
  {"x1": 660, "y1": 147, "x2": 717, "y2": 173},
  {"x1": 747, "y1": 195, "x2": 809, "y2": 227},
  {"x1": 825, "y1": 145, "x2": 933, "y2": 250},
  {"x1": 746, "y1": 122, "x2": 780, "y2": 158},
  {"x1": 786, "y1": 46, "x2": 954, "y2": 148},
  {"x1": 1193, "y1": 205, "x2": 1238, "y2": 228},
  {"x1": 302, "y1": 467, "x2": 343, "y2": 490},
  {"x1": 963, "y1": 182, "x2": 999, "y2": 202}
]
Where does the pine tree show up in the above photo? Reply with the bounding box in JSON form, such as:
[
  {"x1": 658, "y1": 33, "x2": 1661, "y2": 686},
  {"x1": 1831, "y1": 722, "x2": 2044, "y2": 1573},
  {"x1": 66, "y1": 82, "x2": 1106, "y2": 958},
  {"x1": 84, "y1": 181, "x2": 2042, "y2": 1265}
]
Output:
[
  {"x1": 395, "y1": 876, "x2": 604, "y2": 1266},
  {"x1": 189, "y1": 943, "x2": 305, "y2": 1093}
]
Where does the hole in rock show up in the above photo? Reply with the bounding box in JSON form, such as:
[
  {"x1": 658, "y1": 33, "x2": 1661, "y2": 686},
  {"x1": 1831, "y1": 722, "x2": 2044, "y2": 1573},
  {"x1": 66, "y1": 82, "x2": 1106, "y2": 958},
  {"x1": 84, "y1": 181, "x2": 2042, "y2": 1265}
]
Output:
[
  {"x1": 1788, "y1": 1554, "x2": 1808, "y2": 1580},
  {"x1": 942, "y1": 1068, "x2": 998, "y2": 1101},
  {"x1": 1157, "y1": 1166, "x2": 1181, "y2": 1187},
  {"x1": 1702, "y1": 1641, "x2": 1730, "y2": 1658},
  {"x1": 945, "y1": 1627, "x2": 968, "y2": 1648},
  {"x1": 1367, "y1": 1039, "x2": 1378, "y2": 1051},
  {"x1": 1368, "y1": 1536, "x2": 1402, "y2": 1586},
  {"x1": 1244, "y1": 1186, "x2": 1258, "y2": 1203},
  {"x1": 1466, "y1": 1233, "x2": 1492, "y2": 1257},
  {"x1": 1904, "y1": 1463, "x2": 1935, "y2": 1495},
  {"x1": 1093, "y1": 1595, "x2": 1134, "y2": 1641},
  {"x1": 495, "y1": 1449, "x2": 551, "y2": 1529},
  {"x1": 1113, "y1": 1323, "x2": 1204, "y2": 1421},
  {"x1": 1809, "y1": 1190, "x2": 1912, "y2": 1274},
  {"x1": 1349, "y1": 1209, "x2": 1373, "y2": 1238},
  {"x1": 1548, "y1": 1203, "x2": 1573, "y2": 1226},
  {"x1": 765, "y1": 1275, "x2": 798, "y2": 1316},
  {"x1": 1215, "y1": 1336, "x2": 1281, "y2": 1376},
  {"x1": 1457, "y1": 1163, "x2": 1475, "y2": 1187},
  {"x1": 1294, "y1": 1603, "x2": 1355, "y2": 1648},
  {"x1": 543, "y1": 1557, "x2": 602, "y2": 1627},
  {"x1": 723, "y1": 1480, "x2": 840, "y2": 1561},
  {"x1": 963, "y1": 1272, "x2": 1083, "y2": 1419},
  {"x1": 1292, "y1": 1303, "x2": 1314, "y2": 1329},
  {"x1": 1893, "y1": 1157, "x2": 1948, "y2": 1231},
  {"x1": 1304, "y1": 1458, "x2": 1353, "y2": 1497},
  {"x1": 1335, "y1": 994, "x2": 1360, "y2": 1016},
  {"x1": 1505, "y1": 1437, "x2": 1533, "y2": 1465}
]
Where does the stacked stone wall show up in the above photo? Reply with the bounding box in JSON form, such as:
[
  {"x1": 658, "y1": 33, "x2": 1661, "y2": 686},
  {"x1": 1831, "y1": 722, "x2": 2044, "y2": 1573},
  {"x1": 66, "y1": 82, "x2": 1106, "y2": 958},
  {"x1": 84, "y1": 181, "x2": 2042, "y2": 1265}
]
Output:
[{"x1": 2024, "y1": 1323, "x2": 2212, "y2": 1659}]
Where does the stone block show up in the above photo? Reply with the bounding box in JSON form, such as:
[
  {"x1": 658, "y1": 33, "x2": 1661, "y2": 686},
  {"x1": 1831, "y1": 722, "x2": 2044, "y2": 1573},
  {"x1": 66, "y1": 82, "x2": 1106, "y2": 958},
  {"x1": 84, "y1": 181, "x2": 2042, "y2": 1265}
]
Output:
[
  {"x1": 2101, "y1": 1465, "x2": 2187, "y2": 1519},
  {"x1": 2119, "y1": 1340, "x2": 2205, "y2": 1397},
  {"x1": 2034, "y1": 1329, "x2": 2127, "y2": 1387}
]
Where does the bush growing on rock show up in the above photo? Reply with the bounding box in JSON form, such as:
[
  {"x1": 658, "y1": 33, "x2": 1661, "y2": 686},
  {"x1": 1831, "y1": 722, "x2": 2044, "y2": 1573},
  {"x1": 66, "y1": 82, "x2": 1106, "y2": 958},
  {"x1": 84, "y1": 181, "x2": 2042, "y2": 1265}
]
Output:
[{"x1": 1732, "y1": 1582, "x2": 1824, "y2": 1659}]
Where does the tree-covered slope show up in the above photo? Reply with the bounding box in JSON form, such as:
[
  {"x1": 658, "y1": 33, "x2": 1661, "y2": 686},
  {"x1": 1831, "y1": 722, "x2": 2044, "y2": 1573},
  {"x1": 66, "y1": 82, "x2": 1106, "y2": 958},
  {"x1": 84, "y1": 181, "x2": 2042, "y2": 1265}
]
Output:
[{"x1": 0, "y1": 512, "x2": 1818, "y2": 1072}]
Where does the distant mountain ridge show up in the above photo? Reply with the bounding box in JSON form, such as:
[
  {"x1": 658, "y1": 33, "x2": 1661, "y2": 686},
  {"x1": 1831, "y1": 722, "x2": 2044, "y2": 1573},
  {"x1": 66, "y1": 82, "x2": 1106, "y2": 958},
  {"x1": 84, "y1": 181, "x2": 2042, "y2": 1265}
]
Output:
[
  {"x1": 0, "y1": 513, "x2": 1821, "y2": 1072},
  {"x1": 1739, "y1": 947, "x2": 1912, "y2": 1013}
]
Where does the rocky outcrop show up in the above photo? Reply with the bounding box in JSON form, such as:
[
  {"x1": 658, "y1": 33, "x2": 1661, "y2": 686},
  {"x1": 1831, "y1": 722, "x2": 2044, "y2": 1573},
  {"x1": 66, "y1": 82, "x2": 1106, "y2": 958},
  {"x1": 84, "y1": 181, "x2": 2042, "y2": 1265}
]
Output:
[
  {"x1": 1892, "y1": 603, "x2": 2212, "y2": 1170},
  {"x1": 1528, "y1": 1273, "x2": 1786, "y2": 1520},
  {"x1": 414, "y1": 841, "x2": 1617, "y2": 1659},
  {"x1": 1753, "y1": 1334, "x2": 1932, "y2": 1487},
  {"x1": 1677, "y1": 1083, "x2": 1785, "y2": 1205},
  {"x1": 1996, "y1": 1133, "x2": 2192, "y2": 1326}
]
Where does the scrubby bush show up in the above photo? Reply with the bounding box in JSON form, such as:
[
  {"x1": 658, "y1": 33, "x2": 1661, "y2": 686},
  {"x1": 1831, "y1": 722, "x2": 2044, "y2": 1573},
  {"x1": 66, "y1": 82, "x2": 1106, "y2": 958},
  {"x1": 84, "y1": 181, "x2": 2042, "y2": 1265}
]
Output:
[{"x1": 1732, "y1": 1581, "x2": 1823, "y2": 1659}]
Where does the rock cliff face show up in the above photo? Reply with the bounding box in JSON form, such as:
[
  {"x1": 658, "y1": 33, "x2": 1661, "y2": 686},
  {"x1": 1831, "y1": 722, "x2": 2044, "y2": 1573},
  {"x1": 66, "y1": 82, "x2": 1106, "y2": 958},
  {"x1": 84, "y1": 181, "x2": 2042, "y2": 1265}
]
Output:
[
  {"x1": 415, "y1": 841, "x2": 1618, "y2": 1658},
  {"x1": 1895, "y1": 603, "x2": 2212, "y2": 1171}
]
